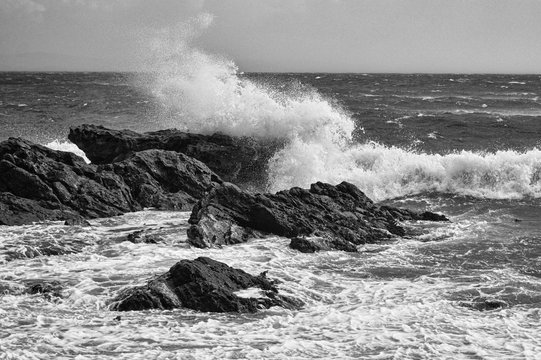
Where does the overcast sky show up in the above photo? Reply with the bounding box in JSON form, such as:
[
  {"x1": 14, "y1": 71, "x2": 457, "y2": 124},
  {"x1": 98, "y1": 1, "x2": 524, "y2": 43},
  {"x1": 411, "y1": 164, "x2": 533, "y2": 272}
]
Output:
[{"x1": 1, "y1": 0, "x2": 541, "y2": 73}]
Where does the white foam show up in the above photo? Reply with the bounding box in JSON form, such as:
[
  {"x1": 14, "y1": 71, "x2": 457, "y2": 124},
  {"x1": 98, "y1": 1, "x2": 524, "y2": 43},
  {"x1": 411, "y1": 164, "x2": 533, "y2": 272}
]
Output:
[
  {"x1": 234, "y1": 287, "x2": 266, "y2": 299},
  {"x1": 136, "y1": 15, "x2": 541, "y2": 202},
  {"x1": 44, "y1": 140, "x2": 90, "y2": 164},
  {"x1": 138, "y1": 14, "x2": 353, "y2": 148},
  {"x1": 268, "y1": 142, "x2": 541, "y2": 201}
]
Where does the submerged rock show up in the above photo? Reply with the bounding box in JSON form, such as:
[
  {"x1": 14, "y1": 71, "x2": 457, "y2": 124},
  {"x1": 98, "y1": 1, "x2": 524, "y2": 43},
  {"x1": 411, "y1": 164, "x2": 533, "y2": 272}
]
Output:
[
  {"x1": 126, "y1": 229, "x2": 163, "y2": 244},
  {"x1": 188, "y1": 181, "x2": 448, "y2": 251},
  {"x1": 26, "y1": 280, "x2": 63, "y2": 300},
  {"x1": 2, "y1": 237, "x2": 93, "y2": 261},
  {"x1": 289, "y1": 235, "x2": 358, "y2": 253},
  {"x1": 110, "y1": 257, "x2": 301, "y2": 313},
  {"x1": 460, "y1": 297, "x2": 508, "y2": 311},
  {"x1": 0, "y1": 138, "x2": 219, "y2": 225},
  {"x1": 69, "y1": 124, "x2": 283, "y2": 190}
]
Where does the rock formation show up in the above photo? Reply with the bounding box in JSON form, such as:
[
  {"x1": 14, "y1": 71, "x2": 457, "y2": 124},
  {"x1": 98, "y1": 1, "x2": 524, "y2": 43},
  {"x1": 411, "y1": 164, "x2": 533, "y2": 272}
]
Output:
[
  {"x1": 69, "y1": 124, "x2": 283, "y2": 190},
  {"x1": 110, "y1": 257, "x2": 302, "y2": 313},
  {"x1": 0, "y1": 138, "x2": 219, "y2": 225},
  {"x1": 187, "y1": 181, "x2": 448, "y2": 251}
]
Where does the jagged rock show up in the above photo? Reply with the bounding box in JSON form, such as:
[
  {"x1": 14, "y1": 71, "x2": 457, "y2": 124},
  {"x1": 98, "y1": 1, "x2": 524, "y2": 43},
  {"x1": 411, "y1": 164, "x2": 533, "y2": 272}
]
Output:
[
  {"x1": 99, "y1": 149, "x2": 221, "y2": 210},
  {"x1": 0, "y1": 137, "x2": 220, "y2": 225},
  {"x1": 0, "y1": 192, "x2": 85, "y2": 226},
  {"x1": 188, "y1": 181, "x2": 448, "y2": 251},
  {"x1": 69, "y1": 124, "x2": 283, "y2": 190},
  {"x1": 110, "y1": 257, "x2": 302, "y2": 313}
]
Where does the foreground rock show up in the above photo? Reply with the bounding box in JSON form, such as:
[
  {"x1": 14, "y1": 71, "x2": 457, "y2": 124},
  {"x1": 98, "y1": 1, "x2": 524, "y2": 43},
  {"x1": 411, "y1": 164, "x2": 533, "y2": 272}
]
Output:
[
  {"x1": 0, "y1": 138, "x2": 219, "y2": 225},
  {"x1": 69, "y1": 124, "x2": 283, "y2": 190},
  {"x1": 188, "y1": 181, "x2": 448, "y2": 251},
  {"x1": 110, "y1": 257, "x2": 301, "y2": 313}
]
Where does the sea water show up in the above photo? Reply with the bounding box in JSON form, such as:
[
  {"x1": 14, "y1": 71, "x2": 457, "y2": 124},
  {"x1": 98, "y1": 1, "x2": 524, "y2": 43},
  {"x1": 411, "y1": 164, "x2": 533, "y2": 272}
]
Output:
[{"x1": 1, "y1": 18, "x2": 541, "y2": 360}]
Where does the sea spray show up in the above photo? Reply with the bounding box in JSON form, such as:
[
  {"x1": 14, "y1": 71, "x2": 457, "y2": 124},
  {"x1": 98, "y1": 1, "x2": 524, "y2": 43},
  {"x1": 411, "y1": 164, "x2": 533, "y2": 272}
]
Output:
[
  {"x1": 137, "y1": 14, "x2": 541, "y2": 201},
  {"x1": 139, "y1": 14, "x2": 353, "y2": 142}
]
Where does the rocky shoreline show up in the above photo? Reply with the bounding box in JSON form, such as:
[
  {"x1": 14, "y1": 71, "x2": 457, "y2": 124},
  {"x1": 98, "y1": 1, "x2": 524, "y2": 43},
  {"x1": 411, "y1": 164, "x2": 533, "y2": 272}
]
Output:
[{"x1": 0, "y1": 124, "x2": 448, "y2": 313}]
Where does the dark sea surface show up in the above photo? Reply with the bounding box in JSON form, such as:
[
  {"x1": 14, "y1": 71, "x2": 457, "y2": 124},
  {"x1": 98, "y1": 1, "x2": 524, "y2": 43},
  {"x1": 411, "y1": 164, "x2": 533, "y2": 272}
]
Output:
[{"x1": 1, "y1": 72, "x2": 540, "y2": 359}]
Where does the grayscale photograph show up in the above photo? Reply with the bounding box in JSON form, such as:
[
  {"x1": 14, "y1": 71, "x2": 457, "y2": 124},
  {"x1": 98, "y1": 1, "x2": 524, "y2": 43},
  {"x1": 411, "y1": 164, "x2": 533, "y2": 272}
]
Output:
[{"x1": 0, "y1": 1, "x2": 540, "y2": 359}]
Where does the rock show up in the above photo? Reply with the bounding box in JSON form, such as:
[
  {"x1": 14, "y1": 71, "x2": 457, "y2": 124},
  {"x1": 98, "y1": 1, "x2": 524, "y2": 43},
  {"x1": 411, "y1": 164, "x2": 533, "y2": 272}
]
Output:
[
  {"x1": 99, "y1": 149, "x2": 221, "y2": 210},
  {"x1": 0, "y1": 137, "x2": 136, "y2": 225},
  {"x1": 69, "y1": 124, "x2": 283, "y2": 190},
  {"x1": 188, "y1": 181, "x2": 448, "y2": 251},
  {"x1": 126, "y1": 229, "x2": 162, "y2": 244},
  {"x1": 289, "y1": 235, "x2": 358, "y2": 253},
  {"x1": 26, "y1": 280, "x2": 63, "y2": 299},
  {"x1": 0, "y1": 137, "x2": 220, "y2": 225},
  {"x1": 110, "y1": 257, "x2": 301, "y2": 313},
  {"x1": 3, "y1": 237, "x2": 92, "y2": 261},
  {"x1": 460, "y1": 297, "x2": 508, "y2": 311},
  {"x1": 0, "y1": 192, "x2": 84, "y2": 226}
]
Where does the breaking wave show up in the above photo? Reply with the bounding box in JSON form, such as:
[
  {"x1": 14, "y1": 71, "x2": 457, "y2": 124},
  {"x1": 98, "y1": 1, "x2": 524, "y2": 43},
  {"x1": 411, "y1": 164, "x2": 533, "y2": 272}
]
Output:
[
  {"x1": 139, "y1": 14, "x2": 541, "y2": 201},
  {"x1": 268, "y1": 142, "x2": 541, "y2": 201}
]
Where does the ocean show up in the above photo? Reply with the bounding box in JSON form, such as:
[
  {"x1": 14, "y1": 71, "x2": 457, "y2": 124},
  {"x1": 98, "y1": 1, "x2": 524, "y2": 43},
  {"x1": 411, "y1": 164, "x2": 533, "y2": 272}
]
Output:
[{"x1": 1, "y1": 71, "x2": 540, "y2": 359}]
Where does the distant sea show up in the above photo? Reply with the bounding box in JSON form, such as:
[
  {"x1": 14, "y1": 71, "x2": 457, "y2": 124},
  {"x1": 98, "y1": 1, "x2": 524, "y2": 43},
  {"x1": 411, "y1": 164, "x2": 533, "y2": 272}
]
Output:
[{"x1": 1, "y1": 71, "x2": 540, "y2": 359}]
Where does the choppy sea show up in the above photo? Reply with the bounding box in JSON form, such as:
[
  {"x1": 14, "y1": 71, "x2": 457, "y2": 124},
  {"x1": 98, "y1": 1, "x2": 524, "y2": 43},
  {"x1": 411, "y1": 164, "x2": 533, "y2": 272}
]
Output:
[{"x1": 1, "y1": 71, "x2": 541, "y2": 359}]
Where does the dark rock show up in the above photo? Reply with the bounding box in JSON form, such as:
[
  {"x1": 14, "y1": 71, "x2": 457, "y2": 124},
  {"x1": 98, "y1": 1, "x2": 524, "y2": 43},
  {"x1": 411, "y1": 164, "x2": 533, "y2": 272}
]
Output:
[
  {"x1": 459, "y1": 297, "x2": 508, "y2": 311},
  {"x1": 188, "y1": 181, "x2": 448, "y2": 251},
  {"x1": 110, "y1": 257, "x2": 302, "y2": 313},
  {"x1": 25, "y1": 280, "x2": 63, "y2": 299},
  {"x1": 0, "y1": 192, "x2": 83, "y2": 226},
  {"x1": 289, "y1": 235, "x2": 358, "y2": 253},
  {"x1": 69, "y1": 124, "x2": 283, "y2": 190},
  {"x1": 126, "y1": 230, "x2": 162, "y2": 244},
  {"x1": 0, "y1": 138, "x2": 136, "y2": 225},
  {"x1": 379, "y1": 206, "x2": 450, "y2": 222},
  {"x1": 0, "y1": 137, "x2": 220, "y2": 225},
  {"x1": 99, "y1": 149, "x2": 221, "y2": 210}
]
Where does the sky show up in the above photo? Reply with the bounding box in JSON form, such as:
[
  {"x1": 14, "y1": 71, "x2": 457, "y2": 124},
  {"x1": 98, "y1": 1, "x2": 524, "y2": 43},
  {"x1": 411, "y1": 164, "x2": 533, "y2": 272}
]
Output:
[{"x1": 1, "y1": 0, "x2": 541, "y2": 73}]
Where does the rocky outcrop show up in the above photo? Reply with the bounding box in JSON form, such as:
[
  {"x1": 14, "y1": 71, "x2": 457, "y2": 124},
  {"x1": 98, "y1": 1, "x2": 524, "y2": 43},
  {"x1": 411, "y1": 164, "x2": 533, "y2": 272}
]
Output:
[
  {"x1": 69, "y1": 124, "x2": 283, "y2": 190},
  {"x1": 98, "y1": 149, "x2": 221, "y2": 210},
  {"x1": 187, "y1": 181, "x2": 448, "y2": 251},
  {"x1": 0, "y1": 138, "x2": 219, "y2": 225},
  {"x1": 110, "y1": 257, "x2": 301, "y2": 313}
]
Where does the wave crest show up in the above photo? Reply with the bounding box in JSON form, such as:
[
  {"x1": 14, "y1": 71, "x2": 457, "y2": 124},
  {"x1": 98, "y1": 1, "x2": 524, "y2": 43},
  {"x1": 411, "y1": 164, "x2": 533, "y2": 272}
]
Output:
[
  {"x1": 269, "y1": 142, "x2": 541, "y2": 201},
  {"x1": 139, "y1": 14, "x2": 541, "y2": 201}
]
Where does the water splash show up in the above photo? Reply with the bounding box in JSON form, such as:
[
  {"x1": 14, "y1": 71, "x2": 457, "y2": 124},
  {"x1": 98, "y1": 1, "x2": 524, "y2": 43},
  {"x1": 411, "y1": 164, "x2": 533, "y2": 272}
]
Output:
[
  {"x1": 139, "y1": 14, "x2": 353, "y2": 142},
  {"x1": 44, "y1": 140, "x2": 90, "y2": 163},
  {"x1": 138, "y1": 14, "x2": 541, "y2": 201},
  {"x1": 269, "y1": 142, "x2": 541, "y2": 201}
]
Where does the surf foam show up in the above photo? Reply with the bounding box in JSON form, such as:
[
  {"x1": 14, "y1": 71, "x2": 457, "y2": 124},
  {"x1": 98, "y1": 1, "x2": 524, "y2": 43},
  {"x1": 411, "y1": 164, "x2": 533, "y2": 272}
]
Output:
[
  {"x1": 268, "y1": 142, "x2": 541, "y2": 201},
  {"x1": 139, "y1": 14, "x2": 541, "y2": 201},
  {"x1": 44, "y1": 140, "x2": 90, "y2": 164}
]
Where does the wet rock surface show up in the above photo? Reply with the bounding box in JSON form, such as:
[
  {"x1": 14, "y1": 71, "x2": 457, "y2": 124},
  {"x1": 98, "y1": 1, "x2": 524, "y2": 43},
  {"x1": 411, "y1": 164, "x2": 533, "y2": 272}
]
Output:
[
  {"x1": 69, "y1": 124, "x2": 283, "y2": 190},
  {"x1": 110, "y1": 257, "x2": 302, "y2": 313},
  {"x1": 289, "y1": 236, "x2": 358, "y2": 253},
  {"x1": 0, "y1": 138, "x2": 219, "y2": 225},
  {"x1": 188, "y1": 181, "x2": 448, "y2": 251},
  {"x1": 99, "y1": 149, "x2": 221, "y2": 210}
]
